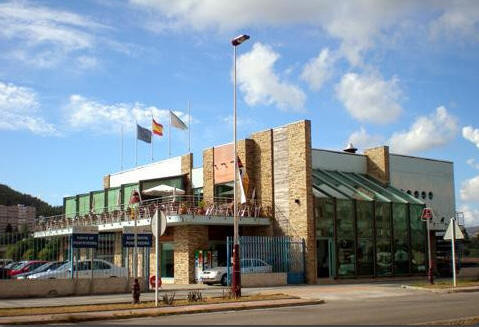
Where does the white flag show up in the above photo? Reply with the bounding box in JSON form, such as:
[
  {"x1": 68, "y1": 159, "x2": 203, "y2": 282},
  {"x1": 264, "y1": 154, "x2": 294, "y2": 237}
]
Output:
[{"x1": 170, "y1": 111, "x2": 188, "y2": 130}]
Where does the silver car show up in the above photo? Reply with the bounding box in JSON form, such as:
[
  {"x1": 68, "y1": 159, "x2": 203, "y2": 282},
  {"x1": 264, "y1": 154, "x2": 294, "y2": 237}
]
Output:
[
  {"x1": 201, "y1": 258, "x2": 272, "y2": 286},
  {"x1": 28, "y1": 259, "x2": 128, "y2": 279}
]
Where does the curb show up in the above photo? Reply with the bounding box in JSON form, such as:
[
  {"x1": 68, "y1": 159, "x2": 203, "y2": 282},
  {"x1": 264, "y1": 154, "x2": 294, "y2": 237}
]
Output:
[
  {"x1": 0, "y1": 298, "x2": 324, "y2": 325},
  {"x1": 401, "y1": 285, "x2": 479, "y2": 294},
  {"x1": 413, "y1": 314, "x2": 479, "y2": 325}
]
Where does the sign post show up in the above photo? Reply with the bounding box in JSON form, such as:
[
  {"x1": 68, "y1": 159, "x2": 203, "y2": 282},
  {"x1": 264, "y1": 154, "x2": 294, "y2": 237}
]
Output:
[
  {"x1": 444, "y1": 217, "x2": 464, "y2": 287},
  {"x1": 421, "y1": 208, "x2": 434, "y2": 284},
  {"x1": 151, "y1": 209, "x2": 167, "y2": 307}
]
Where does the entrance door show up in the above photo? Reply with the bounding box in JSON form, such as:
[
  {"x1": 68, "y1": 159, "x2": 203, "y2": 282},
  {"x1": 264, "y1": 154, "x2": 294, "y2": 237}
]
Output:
[{"x1": 317, "y1": 239, "x2": 330, "y2": 278}]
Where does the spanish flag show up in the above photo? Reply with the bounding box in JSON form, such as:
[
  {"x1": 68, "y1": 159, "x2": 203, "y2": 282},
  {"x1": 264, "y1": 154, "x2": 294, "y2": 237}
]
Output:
[{"x1": 152, "y1": 119, "x2": 163, "y2": 136}]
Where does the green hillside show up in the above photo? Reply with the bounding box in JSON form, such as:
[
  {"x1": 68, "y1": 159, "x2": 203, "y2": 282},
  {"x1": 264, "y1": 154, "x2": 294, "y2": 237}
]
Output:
[{"x1": 0, "y1": 184, "x2": 62, "y2": 217}]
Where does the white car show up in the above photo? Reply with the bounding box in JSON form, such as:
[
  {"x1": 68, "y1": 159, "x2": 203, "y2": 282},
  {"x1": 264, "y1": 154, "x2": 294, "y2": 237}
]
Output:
[
  {"x1": 201, "y1": 258, "x2": 272, "y2": 286},
  {"x1": 28, "y1": 259, "x2": 128, "y2": 279}
]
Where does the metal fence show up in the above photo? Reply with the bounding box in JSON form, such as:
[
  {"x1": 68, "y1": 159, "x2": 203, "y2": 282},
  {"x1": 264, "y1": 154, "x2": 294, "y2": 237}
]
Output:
[
  {"x1": 226, "y1": 236, "x2": 305, "y2": 285},
  {"x1": 0, "y1": 231, "x2": 150, "y2": 282}
]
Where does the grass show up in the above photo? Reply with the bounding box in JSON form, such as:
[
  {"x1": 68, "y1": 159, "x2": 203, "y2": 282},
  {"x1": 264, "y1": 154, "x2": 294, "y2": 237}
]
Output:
[
  {"x1": 0, "y1": 293, "x2": 294, "y2": 317},
  {"x1": 409, "y1": 279, "x2": 479, "y2": 289}
]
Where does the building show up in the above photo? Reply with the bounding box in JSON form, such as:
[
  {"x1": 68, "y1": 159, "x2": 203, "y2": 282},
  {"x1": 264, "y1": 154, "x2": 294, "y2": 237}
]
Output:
[
  {"x1": 0, "y1": 204, "x2": 36, "y2": 233},
  {"x1": 34, "y1": 120, "x2": 456, "y2": 284}
]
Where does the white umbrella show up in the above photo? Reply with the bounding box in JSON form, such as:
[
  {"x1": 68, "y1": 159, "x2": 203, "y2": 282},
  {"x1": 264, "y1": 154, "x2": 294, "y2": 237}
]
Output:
[{"x1": 142, "y1": 184, "x2": 185, "y2": 196}]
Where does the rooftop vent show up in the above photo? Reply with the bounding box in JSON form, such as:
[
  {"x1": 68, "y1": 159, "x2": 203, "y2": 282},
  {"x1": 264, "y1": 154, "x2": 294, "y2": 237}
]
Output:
[{"x1": 343, "y1": 143, "x2": 358, "y2": 154}]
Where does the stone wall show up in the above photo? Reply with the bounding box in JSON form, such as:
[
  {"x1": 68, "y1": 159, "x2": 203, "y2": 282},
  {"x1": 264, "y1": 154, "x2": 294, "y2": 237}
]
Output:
[
  {"x1": 203, "y1": 148, "x2": 214, "y2": 204},
  {"x1": 364, "y1": 146, "x2": 390, "y2": 184},
  {"x1": 181, "y1": 153, "x2": 193, "y2": 195},
  {"x1": 250, "y1": 129, "x2": 274, "y2": 209},
  {"x1": 241, "y1": 272, "x2": 287, "y2": 287},
  {"x1": 173, "y1": 226, "x2": 209, "y2": 284},
  {"x1": 285, "y1": 120, "x2": 316, "y2": 284},
  {"x1": 0, "y1": 278, "x2": 147, "y2": 299}
]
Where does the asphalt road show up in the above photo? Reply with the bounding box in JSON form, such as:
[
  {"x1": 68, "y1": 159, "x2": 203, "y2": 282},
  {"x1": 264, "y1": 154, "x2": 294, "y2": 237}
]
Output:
[{"x1": 80, "y1": 291, "x2": 479, "y2": 325}]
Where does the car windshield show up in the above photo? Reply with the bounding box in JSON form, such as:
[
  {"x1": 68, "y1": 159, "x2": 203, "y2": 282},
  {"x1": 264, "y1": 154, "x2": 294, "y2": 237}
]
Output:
[
  {"x1": 56, "y1": 262, "x2": 71, "y2": 271},
  {"x1": 13, "y1": 261, "x2": 28, "y2": 270}
]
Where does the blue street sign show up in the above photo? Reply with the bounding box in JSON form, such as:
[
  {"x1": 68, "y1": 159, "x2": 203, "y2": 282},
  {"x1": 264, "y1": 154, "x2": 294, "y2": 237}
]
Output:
[
  {"x1": 122, "y1": 233, "x2": 152, "y2": 247},
  {"x1": 72, "y1": 233, "x2": 98, "y2": 248}
]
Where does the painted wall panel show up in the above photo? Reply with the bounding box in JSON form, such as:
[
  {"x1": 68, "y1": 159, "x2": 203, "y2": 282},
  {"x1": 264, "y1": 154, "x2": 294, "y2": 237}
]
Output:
[
  {"x1": 65, "y1": 197, "x2": 77, "y2": 218},
  {"x1": 109, "y1": 156, "x2": 182, "y2": 188},
  {"x1": 107, "y1": 188, "x2": 121, "y2": 212},
  {"x1": 78, "y1": 194, "x2": 90, "y2": 216},
  {"x1": 92, "y1": 191, "x2": 105, "y2": 214},
  {"x1": 192, "y1": 167, "x2": 203, "y2": 189},
  {"x1": 312, "y1": 149, "x2": 367, "y2": 174},
  {"x1": 389, "y1": 154, "x2": 455, "y2": 230}
]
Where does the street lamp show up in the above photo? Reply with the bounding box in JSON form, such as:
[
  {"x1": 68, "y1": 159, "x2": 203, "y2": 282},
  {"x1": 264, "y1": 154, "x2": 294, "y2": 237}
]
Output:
[{"x1": 231, "y1": 34, "x2": 249, "y2": 298}]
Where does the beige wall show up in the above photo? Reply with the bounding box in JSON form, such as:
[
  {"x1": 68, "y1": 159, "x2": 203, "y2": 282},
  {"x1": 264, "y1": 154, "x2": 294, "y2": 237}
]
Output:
[
  {"x1": 173, "y1": 226, "x2": 209, "y2": 284},
  {"x1": 364, "y1": 146, "x2": 390, "y2": 185}
]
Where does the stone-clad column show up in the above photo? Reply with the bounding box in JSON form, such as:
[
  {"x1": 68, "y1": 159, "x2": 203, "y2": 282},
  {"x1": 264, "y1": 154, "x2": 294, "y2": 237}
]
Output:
[
  {"x1": 203, "y1": 148, "x2": 215, "y2": 205},
  {"x1": 286, "y1": 120, "x2": 316, "y2": 284},
  {"x1": 364, "y1": 146, "x2": 390, "y2": 185},
  {"x1": 181, "y1": 153, "x2": 193, "y2": 195},
  {"x1": 113, "y1": 232, "x2": 122, "y2": 266},
  {"x1": 173, "y1": 226, "x2": 209, "y2": 284}
]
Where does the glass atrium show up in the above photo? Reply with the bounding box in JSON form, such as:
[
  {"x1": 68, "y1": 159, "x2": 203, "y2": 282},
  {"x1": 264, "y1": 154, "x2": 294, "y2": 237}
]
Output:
[{"x1": 313, "y1": 169, "x2": 427, "y2": 278}]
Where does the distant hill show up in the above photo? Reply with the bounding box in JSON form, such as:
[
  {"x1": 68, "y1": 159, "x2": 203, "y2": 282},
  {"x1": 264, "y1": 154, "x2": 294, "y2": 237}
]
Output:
[
  {"x1": 466, "y1": 226, "x2": 479, "y2": 238},
  {"x1": 0, "y1": 184, "x2": 62, "y2": 217}
]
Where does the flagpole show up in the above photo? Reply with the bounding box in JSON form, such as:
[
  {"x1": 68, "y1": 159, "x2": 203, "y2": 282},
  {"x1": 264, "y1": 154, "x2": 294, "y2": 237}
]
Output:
[
  {"x1": 188, "y1": 100, "x2": 191, "y2": 153},
  {"x1": 170, "y1": 111, "x2": 172, "y2": 158},
  {"x1": 135, "y1": 121, "x2": 138, "y2": 166},
  {"x1": 121, "y1": 124, "x2": 124, "y2": 170},
  {"x1": 151, "y1": 113, "x2": 154, "y2": 162}
]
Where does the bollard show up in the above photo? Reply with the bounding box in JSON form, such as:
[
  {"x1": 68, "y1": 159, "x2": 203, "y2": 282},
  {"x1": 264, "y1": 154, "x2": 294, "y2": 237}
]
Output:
[{"x1": 132, "y1": 278, "x2": 141, "y2": 304}]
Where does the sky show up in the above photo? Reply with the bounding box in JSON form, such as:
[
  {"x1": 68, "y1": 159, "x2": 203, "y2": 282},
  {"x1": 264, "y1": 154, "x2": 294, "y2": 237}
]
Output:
[{"x1": 1, "y1": 0, "x2": 479, "y2": 226}]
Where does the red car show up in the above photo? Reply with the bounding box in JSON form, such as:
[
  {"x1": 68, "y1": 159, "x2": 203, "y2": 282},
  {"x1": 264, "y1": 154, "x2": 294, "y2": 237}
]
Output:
[{"x1": 8, "y1": 260, "x2": 48, "y2": 277}]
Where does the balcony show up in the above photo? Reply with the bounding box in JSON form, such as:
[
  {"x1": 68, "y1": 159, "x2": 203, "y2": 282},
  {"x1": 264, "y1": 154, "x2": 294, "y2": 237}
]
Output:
[{"x1": 34, "y1": 196, "x2": 273, "y2": 237}]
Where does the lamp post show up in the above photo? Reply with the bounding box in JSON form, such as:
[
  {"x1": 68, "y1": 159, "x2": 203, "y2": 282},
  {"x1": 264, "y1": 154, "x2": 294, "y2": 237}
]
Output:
[{"x1": 231, "y1": 34, "x2": 249, "y2": 298}]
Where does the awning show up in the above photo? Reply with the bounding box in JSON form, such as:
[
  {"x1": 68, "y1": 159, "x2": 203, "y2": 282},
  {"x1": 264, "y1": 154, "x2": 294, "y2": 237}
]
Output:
[
  {"x1": 312, "y1": 169, "x2": 424, "y2": 205},
  {"x1": 142, "y1": 184, "x2": 185, "y2": 196}
]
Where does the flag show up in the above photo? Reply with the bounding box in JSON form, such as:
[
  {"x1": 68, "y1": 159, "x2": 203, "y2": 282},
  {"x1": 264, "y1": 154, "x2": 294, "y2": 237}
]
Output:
[
  {"x1": 237, "y1": 156, "x2": 249, "y2": 204},
  {"x1": 152, "y1": 119, "x2": 163, "y2": 136},
  {"x1": 170, "y1": 110, "x2": 188, "y2": 130},
  {"x1": 137, "y1": 124, "x2": 151, "y2": 143}
]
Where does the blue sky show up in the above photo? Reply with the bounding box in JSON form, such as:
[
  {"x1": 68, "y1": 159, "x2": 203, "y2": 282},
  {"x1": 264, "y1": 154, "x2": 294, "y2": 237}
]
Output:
[{"x1": 1, "y1": 0, "x2": 479, "y2": 225}]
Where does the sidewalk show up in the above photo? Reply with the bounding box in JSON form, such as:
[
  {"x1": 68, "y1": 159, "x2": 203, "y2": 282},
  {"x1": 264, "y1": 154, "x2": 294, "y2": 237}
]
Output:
[
  {"x1": 0, "y1": 298, "x2": 323, "y2": 325},
  {"x1": 402, "y1": 284, "x2": 479, "y2": 294}
]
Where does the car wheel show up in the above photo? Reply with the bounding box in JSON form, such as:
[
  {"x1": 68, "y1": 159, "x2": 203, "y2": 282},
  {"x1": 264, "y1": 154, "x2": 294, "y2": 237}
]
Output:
[{"x1": 220, "y1": 274, "x2": 227, "y2": 286}]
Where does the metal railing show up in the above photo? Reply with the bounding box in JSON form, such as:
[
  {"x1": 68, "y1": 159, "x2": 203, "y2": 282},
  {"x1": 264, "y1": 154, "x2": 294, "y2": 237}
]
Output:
[{"x1": 35, "y1": 195, "x2": 274, "y2": 232}]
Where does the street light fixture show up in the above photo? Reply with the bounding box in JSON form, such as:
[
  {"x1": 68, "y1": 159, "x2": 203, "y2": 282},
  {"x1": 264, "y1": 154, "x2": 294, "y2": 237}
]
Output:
[{"x1": 231, "y1": 34, "x2": 249, "y2": 298}]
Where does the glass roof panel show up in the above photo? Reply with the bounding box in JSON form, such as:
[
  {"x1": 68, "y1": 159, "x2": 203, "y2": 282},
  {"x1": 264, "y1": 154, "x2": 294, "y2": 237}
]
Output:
[{"x1": 313, "y1": 170, "x2": 373, "y2": 201}]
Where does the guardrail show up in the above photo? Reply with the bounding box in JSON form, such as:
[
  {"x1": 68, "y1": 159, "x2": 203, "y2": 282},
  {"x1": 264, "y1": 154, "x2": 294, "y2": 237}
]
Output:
[{"x1": 34, "y1": 196, "x2": 274, "y2": 232}]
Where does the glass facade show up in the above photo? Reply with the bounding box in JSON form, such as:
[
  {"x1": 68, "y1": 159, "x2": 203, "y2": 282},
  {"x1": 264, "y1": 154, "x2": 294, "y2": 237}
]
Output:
[{"x1": 313, "y1": 169, "x2": 427, "y2": 279}]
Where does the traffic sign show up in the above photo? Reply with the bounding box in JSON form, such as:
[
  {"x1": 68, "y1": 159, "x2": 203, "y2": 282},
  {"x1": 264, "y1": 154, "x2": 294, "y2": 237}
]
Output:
[
  {"x1": 421, "y1": 208, "x2": 433, "y2": 221},
  {"x1": 151, "y1": 209, "x2": 167, "y2": 238},
  {"x1": 444, "y1": 219, "x2": 464, "y2": 240}
]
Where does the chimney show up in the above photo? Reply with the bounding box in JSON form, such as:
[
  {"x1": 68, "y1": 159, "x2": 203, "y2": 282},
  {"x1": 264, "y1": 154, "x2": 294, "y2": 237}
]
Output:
[{"x1": 343, "y1": 143, "x2": 358, "y2": 154}]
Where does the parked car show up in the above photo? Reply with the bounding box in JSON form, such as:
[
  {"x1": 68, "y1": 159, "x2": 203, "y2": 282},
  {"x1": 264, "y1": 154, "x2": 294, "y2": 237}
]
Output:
[
  {"x1": 0, "y1": 259, "x2": 13, "y2": 267},
  {"x1": 201, "y1": 258, "x2": 272, "y2": 286},
  {"x1": 28, "y1": 259, "x2": 128, "y2": 279},
  {"x1": 8, "y1": 260, "x2": 48, "y2": 277},
  {"x1": 4, "y1": 261, "x2": 20, "y2": 270},
  {"x1": 14, "y1": 261, "x2": 66, "y2": 279}
]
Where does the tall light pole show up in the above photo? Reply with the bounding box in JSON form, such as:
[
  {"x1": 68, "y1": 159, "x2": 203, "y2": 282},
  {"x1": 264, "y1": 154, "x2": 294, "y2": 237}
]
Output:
[{"x1": 231, "y1": 33, "x2": 249, "y2": 298}]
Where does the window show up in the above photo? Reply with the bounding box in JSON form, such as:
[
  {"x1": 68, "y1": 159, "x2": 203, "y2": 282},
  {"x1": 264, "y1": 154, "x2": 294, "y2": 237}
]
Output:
[
  {"x1": 407, "y1": 190, "x2": 412, "y2": 195},
  {"x1": 93, "y1": 261, "x2": 111, "y2": 270},
  {"x1": 393, "y1": 203, "x2": 409, "y2": 274},
  {"x1": 336, "y1": 200, "x2": 355, "y2": 277},
  {"x1": 356, "y1": 201, "x2": 374, "y2": 276},
  {"x1": 414, "y1": 191, "x2": 419, "y2": 198},
  {"x1": 375, "y1": 202, "x2": 392, "y2": 276},
  {"x1": 421, "y1": 191, "x2": 426, "y2": 199},
  {"x1": 428, "y1": 192, "x2": 433, "y2": 200}
]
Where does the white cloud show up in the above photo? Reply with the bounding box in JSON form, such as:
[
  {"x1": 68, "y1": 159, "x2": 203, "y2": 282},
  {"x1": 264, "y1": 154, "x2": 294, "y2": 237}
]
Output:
[
  {"x1": 0, "y1": 81, "x2": 57, "y2": 135},
  {"x1": 0, "y1": 1, "x2": 113, "y2": 68},
  {"x1": 130, "y1": 1, "x2": 479, "y2": 65},
  {"x1": 430, "y1": 1, "x2": 479, "y2": 42},
  {"x1": 461, "y1": 175, "x2": 479, "y2": 203},
  {"x1": 237, "y1": 42, "x2": 306, "y2": 112},
  {"x1": 347, "y1": 127, "x2": 384, "y2": 151},
  {"x1": 460, "y1": 205, "x2": 479, "y2": 227},
  {"x1": 301, "y1": 48, "x2": 336, "y2": 91},
  {"x1": 389, "y1": 106, "x2": 458, "y2": 154},
  {"x1": 65, "y1": 95, "x2": 190, "y2": 133},
  {"x1": 467, "y1": 158, "x2": 479, "y2": 170},
  {"x1": 463, "y1": 126, "x2": 479, "y2": 148},
  {"x1": 335, "y1": 72, "x2": 403, "y2": 124}
]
